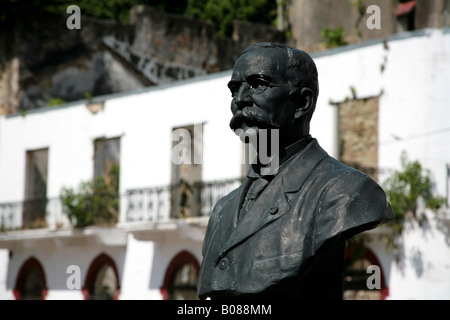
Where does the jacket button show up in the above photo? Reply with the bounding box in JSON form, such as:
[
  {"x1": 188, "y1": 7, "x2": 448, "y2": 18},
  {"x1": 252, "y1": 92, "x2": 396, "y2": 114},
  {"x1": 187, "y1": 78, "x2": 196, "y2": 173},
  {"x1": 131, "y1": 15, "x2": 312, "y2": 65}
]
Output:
[
  {"x1": 219, "y1": 258, "x2": 229, "y2": 270},
  {"x1": 269, "y1": 206, "x2": 278, "y2": 215}
]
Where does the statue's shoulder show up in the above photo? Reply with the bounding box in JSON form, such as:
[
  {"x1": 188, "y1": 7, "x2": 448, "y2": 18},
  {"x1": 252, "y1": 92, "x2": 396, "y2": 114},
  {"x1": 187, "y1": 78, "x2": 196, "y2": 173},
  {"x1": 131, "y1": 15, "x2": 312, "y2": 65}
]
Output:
[
  {"x1": 315, "y1": 154, "x2": 377, "y2": 188},
  {"x1": 312, "y1": 156, "x2": 393, "y2": 249},
  {"x1": 207, "y1": 186, "x2": 240, "y2": 224}
]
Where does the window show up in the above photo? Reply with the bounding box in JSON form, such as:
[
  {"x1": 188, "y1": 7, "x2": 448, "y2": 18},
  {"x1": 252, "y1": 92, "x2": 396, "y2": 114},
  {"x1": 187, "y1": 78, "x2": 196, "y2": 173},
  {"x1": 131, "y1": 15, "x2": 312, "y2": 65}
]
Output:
[
  {"x1": 171, "y1": 124, "x2": 203, "y2": 218},
  {"x1": 94, "y1": 137, "x2": 121, "y2": 181},
  {"x1": 14, "y1": 257, "x2": 47, "y2": 300},
  {"x1": 395, "y1": 0, "x2": 416, "y2": 32},
  {"x1": 169, "y1": 263, "x2": 198, "y2": 300},
  {"x1": 91, "y1": 265, "x2": 118, "y2": 300},
  {"x1": 23, "y1": 148, "x2": 48, "y2": 229},
  {"x1": 83, "y1": 253, "x2": 120, "y2": 300},
  {"x1": 337, "y1": 97, "x2": 379, "y2": 182},
  {"x1": 161, "y1": 251, "x2": 200, "y2": 300}
]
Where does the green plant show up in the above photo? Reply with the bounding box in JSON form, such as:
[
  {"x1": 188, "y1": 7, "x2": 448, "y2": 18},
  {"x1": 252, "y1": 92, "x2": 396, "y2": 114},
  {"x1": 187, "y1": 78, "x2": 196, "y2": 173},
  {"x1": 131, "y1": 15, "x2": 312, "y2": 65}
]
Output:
[
  {"x1": 47, "y1": 97, "x2": 66, "y2": 107},
  {"x1": 61, "y1": 164, "x2": 119, "y2": 228},
  {"x1": 382, "y1": 151, "x2": 446, "y2": 251},
  {"x1": 84, "y1": 91, "x2": 96, "y2": 104},
  {"x1": 320, "y1": 27, "x2": 348, "y2": 49},
  {"x1": 185, "y1": 0, "x2": 277, "y2": 37},
  {"x1": 348, "y1": 0, "x2": 364, "y2": 39}
]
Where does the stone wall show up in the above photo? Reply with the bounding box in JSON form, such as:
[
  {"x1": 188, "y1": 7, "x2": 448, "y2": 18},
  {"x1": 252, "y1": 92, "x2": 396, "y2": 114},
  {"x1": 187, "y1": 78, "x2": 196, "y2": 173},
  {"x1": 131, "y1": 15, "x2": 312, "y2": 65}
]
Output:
[
  {"x1": 1, "y1": 13, "x2": 138, "y2": 112},
  {"x1": 288, "y1": 0, "x2": 450, "y2": 52},
  {"x1": 0, "y1": 5, "x2": 285, "y2": 114},
  {"x1": 338, "y1": 97, "x2": 379, "y2": 182},
  {"x1": 415, "y1": 0, "x2": 450, "y2": 29}
]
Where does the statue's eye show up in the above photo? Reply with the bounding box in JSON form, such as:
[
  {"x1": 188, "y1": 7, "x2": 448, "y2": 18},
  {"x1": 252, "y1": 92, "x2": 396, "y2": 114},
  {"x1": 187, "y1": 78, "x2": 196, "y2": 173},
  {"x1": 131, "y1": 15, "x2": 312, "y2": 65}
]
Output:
[{"x1": 249, "y1": 79, "x2": 270, "y2": 93}]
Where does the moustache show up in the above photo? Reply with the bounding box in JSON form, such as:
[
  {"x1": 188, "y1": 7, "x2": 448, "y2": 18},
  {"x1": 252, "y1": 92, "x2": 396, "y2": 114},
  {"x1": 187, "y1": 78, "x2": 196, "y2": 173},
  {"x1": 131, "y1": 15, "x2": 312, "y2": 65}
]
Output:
[{"x1": 229, "y1": 108, "x2": 277, "y2": 131}]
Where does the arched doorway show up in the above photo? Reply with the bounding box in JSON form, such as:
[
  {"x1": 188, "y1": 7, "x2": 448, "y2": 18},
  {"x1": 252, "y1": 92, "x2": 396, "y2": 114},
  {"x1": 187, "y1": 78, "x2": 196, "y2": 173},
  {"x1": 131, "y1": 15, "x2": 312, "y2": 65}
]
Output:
[
  {"x1": 14, "y1": 257, "x2": 47, "y2": 300},
  {"x1": 343, "y1": 247, "x2": 389, "y2": 300},
  {"x1": 161, "y1": 250, "x2": 200, "y2": 300},
  {"x1": 83, "y1": 253, "x2": 120, "y2": 300}
]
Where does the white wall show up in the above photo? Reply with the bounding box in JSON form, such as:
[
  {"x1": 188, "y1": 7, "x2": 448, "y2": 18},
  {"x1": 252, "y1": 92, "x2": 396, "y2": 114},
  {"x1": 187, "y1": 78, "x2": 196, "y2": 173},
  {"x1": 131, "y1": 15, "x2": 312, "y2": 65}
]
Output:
[
  {"x1": 118, "y1": 233, "x2": 203, "y2": 300},
  {"x1": 0, "y1": 71, "x2": 241, "y2": 204},
  {"x1": 0, "y1": 249, "x2": 9, "y2": 299},
  {"x1": 378, "y1": 29, "x2": 450, "y2": 197},
  {"x1": 120, "y1": 234, "x2": 157, "y2": 300},
  {"x1": 386, "y1": 209, "x2": 450, "y2": 299}
]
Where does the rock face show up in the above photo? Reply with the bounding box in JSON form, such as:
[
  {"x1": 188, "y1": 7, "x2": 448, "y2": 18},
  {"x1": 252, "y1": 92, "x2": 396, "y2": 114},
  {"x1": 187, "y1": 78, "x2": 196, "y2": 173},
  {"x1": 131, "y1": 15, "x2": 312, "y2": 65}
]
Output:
[{"x1": 0, "y1": 5, "x2": 285, "y2": 114}]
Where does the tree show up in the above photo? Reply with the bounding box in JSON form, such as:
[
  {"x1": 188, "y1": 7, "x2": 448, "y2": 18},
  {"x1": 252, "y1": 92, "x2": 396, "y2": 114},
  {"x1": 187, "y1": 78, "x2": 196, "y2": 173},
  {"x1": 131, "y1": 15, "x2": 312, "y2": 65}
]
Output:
[
  {"x1": 1, "y1": 0, "x2": 187, "y2": 23},
  {"x1": 185, "y1": 0, "x2": 277, "y2": 37}
]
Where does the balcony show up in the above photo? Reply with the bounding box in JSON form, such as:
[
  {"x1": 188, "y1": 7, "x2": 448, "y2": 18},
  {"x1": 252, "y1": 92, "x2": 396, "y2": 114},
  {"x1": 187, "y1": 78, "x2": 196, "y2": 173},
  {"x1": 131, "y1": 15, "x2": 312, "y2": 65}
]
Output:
[{"x1": 0, "y1": 179, "x2": 241, "y2": 233}]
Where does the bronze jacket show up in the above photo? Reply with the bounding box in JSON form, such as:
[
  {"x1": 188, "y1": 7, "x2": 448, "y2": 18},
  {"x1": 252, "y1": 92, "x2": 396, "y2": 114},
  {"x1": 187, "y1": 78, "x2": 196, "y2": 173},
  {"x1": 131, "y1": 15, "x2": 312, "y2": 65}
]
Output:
[{"x1": 197, "y1": 138, "x2": 393, "y2": 300}]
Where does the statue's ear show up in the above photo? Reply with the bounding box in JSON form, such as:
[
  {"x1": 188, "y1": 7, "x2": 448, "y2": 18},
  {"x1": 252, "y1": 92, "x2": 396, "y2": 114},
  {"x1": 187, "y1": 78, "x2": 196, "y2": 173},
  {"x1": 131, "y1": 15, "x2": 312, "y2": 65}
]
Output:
[{"x1": 294, "y1": 88, "x2": 315, "y2": 119}]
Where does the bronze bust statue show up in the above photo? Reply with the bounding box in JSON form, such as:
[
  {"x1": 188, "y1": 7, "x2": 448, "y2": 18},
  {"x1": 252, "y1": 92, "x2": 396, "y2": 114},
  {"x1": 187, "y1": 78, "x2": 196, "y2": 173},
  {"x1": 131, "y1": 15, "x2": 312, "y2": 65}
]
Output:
[{"x1": 196, "y1": 42, "x2": 394, "y2": 300}]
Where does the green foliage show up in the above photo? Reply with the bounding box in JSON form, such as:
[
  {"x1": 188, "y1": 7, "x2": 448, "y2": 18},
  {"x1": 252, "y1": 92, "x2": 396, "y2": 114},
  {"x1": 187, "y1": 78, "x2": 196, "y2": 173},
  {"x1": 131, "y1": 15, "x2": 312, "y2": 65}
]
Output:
[
  {"x1": 382, "y1": 151, "x2": 446, "y2": 251},
  {"x1": 47, "y1": 97, "x2": 66, "y2": 107},
  {"x1": 348, "y1": 0, "x2": 364, "y2": 15},
  {"x1": 348, "y1": 0, "x2": 364, "y2": 40},
  {"x1": 84, "y1": 92, "x2": 93, "y2": 103},
  {"x1": 2, "y1": 0, "x2": 187, "y2": 22},
  {"x1": 2, "y1": 0, "x2": 279, "y2": 40},
  {"x1": 427, "y1": 195, "x2": 447, "y2": 210},
  {"x1": 320, "y1": 27, "x2": 348, "y2": 49},
  {"x1": 2, "y1": 0, "x2": 276, "y2": 34},
  {"x1": 185, "y1": 0, "x2": 277, "y2": 37},
  {"x1": 61, "y1": 164, "x2": 119, "y2": 228}
]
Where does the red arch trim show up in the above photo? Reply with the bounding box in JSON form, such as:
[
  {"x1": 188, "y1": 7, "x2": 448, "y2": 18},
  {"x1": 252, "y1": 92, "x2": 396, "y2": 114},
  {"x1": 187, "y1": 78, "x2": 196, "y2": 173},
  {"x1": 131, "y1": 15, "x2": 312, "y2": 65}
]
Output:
[
  {"x1": 160, "y1": 250, "x2": 200, "y2": 300},
  {"x1": 82, "y1": 253, "x2": 120, "y2": 300},
  {"x1": 14, "y1": 256, "x2": 48, "y2": 300}
]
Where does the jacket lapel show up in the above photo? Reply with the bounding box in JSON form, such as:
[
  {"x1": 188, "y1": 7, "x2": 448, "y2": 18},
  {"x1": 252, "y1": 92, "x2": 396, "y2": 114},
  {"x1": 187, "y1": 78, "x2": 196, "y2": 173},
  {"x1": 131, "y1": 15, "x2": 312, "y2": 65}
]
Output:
[
  {"x1": 207, "y1": 176, "x2": 252, "y2": 254},
  {"x1": 214, "y1": 139, "x2": 329, "y2": 263}
]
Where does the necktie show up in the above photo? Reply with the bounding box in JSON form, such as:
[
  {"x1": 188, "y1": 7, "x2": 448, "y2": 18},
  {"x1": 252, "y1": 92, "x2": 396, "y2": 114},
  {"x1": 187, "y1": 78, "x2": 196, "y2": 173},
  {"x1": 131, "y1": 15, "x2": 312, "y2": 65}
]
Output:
[{"x1": 238, "y1": 177, "x2": 271, "y2": 221}]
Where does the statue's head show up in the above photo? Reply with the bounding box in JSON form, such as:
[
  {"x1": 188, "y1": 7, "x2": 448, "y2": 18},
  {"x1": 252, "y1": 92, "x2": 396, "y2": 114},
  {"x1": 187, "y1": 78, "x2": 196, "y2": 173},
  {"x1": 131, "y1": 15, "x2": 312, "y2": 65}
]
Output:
[{"x1": 228, "y1": 42, "x2": 319, "y2": 147}]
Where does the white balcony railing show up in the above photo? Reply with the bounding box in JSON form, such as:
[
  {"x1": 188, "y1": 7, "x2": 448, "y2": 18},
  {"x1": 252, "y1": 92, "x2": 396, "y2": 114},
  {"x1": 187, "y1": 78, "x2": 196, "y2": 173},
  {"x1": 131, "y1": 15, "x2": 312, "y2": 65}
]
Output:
[{"x1": 0, "y1": 179, "x2": 241, "y2": 232}]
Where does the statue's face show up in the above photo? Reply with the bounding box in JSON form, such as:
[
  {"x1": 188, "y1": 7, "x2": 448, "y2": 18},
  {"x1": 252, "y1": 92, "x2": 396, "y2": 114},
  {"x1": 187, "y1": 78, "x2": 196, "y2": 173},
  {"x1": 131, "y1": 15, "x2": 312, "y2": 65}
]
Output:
[{"x1": 228, "y1": 48, "x2": 299, "y2": 143}]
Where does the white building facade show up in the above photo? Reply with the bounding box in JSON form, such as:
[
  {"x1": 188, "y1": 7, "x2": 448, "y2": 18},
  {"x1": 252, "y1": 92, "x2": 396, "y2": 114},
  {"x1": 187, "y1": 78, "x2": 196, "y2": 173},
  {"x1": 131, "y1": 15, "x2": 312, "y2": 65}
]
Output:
[{"x1": 0, "y1": 27, "x2": 449, "y2": 300}]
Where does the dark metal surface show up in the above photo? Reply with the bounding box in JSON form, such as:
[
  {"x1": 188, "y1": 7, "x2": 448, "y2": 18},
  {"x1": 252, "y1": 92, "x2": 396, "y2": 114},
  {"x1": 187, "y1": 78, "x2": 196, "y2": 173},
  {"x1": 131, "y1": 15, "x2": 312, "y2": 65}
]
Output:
[{"x1": 197, "y1": 42, "x2": 394, "y2": 300}]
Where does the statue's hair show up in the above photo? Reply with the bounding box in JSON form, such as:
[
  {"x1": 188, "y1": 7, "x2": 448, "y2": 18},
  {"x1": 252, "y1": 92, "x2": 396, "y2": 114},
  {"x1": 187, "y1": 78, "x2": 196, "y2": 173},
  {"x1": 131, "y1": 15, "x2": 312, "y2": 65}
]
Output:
[{"x1": 242, "y1": 42, "x2": 319, "y2": 109}]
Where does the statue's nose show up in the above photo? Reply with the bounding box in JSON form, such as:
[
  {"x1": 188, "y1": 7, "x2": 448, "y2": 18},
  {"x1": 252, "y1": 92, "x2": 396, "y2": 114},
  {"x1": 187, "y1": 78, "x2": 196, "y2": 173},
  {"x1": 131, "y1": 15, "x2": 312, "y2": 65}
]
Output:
[{"x1": 234, "y1": 84, "x2": 253, "y2": 110}]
